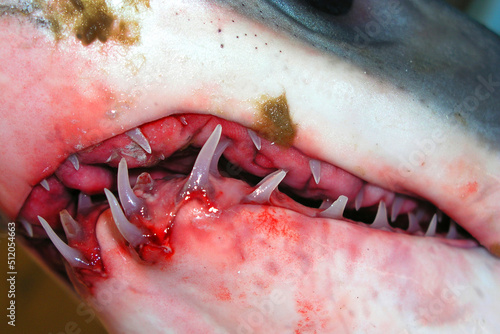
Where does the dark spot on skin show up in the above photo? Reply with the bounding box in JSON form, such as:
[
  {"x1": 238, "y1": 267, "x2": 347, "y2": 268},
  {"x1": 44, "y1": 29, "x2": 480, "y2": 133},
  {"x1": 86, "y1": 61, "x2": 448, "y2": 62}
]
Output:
[
  {"x1": 254, "y1": 93, "x2": 296, "y2": 147},
  {"x1": 454, "y1": 112, "x2": 467, "y2": 126},
  {"x1": 255, "y1": 47, "x2": 258, "y2": 49},
  {"x1": 491, "y1": 243, "x2": 500, "y2": 258},
  {"x1": 218, "y1": 28, "x2": 221, "y2": 33},
  {"x1": 71, "y1": 0, "x2": 115, "y2": 45},
  {"x1": 220, "y1": 44, "x2": 224, "y2": 48},
  {"x1": 44, "y1": 0, "x2": 146, "y2": 45}
]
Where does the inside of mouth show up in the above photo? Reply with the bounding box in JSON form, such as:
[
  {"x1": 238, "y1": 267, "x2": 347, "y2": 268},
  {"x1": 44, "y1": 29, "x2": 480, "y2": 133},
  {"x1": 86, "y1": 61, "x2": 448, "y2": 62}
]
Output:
[{"x1": 16, "y1": 114, "x2": 477, "y2": 277}]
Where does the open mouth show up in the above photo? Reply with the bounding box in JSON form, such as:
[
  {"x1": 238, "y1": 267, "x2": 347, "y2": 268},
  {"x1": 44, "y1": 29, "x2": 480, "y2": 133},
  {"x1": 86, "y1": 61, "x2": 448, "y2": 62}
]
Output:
[{"x1": 17, "y1": 113, "x2": 479, "y2": 284}]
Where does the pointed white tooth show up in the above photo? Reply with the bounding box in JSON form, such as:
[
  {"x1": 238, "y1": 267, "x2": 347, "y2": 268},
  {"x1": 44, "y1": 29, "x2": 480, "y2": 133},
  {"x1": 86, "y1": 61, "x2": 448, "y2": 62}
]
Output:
[
  {"x1": 118, "y1": 158, "x2": 144, "y2": 216},
  {"x1": 40, "y1": 179, "x2": 50, "y2": 191},
  {"x1": 436, "y1": 210, "x2": 443, "y2": 222},
  {"x1": 19, "y1": 219, "x2": 33, "y2": 238},
  {"x1": 425, "y1": 214, "x2": 438, "y2": 237},
  {"x1": 183, "y1": 124, "x2": 222, "y2": 194},
  {"x1": 309, "y1": 159, "x2": 321, "y2": 185},
  {"x1": 248, "y1": 129, "x2": 261, "y2": 150},
  {"x1": 371, "y1": 201, "x2": 391, "y2": 230},
  {"x1": 126, "y1": 128, "x2": 152, "y2": 154},
  {"x1": 209, "y1": 139, "x2": 230, "y2": 176},
  {"x1": 68, "y1": 154, "x2": 80, "y2": 170},
  {"x1": 180, "y1": 116, "x2": 188, "y2": 125},
  {"x1": 391, "y1": 196, "x2": 404, "y2": 222},
  {"x1": 246, "y1": 170, "x2": 287, "y2": 203},
  {"x1": 319, "y1": 195, "x2": 348, "y2": 219},
  {"x1": 407, "y1": 212, "x2": 420, "y2": 233},
  {"x1": 355, "y1": 188, "x2": 364, "y2": 211},
  {"x1": 104, "y1": 189, "x2": 146, "y2": 247},
  {"x1": 37, "y1": 216, "x2": 89, "y2": 268},
  {"x1": 60, "y1": 210, "x2": 83, "y2": 240},
  {"x1": 77, "y1": 192, "x2": 93, "y2": 214},
  {"x1": 446, "y1": 220, "x2": 459, "y2": 239},
  {"x1": 319, "y1": 198, "x2": 333, "y2": 210}
]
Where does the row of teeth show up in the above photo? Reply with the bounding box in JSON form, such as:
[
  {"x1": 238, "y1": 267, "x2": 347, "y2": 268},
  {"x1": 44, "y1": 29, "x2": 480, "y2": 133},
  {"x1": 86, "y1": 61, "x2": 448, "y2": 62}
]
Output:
[{"x1": 32, "y1": 124, "x2": 459, "y2": 268}]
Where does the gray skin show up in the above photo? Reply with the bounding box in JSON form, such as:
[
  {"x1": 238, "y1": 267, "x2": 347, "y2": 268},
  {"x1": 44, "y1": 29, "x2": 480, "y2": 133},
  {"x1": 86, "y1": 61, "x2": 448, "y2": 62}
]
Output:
[{"x1": 220, "y1": 0, "x2": 500, "y2": 145}]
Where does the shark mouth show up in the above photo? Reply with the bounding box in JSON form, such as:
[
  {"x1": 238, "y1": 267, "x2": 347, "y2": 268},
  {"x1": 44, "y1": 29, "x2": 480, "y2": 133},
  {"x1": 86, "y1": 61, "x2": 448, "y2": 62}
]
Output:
[{"x1": 17, "y1": 113, "x2": 478, "y2": 284}]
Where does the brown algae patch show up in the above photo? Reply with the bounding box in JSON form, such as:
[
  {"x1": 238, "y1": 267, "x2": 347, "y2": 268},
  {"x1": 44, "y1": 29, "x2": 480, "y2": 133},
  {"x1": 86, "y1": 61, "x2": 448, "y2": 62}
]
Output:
[
  {"x1": 254, "y1": 93, "x2": 296, "y2": 147},
  {"x1": 40, "y1": 0, "x2": 149, "y2": 45}
]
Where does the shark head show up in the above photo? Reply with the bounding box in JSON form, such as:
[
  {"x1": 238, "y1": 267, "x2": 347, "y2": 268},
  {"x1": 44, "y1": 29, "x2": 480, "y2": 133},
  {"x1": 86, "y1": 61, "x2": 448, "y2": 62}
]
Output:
[{"x1": 1, "y1": 0, "x2": 499, "y2": 332}]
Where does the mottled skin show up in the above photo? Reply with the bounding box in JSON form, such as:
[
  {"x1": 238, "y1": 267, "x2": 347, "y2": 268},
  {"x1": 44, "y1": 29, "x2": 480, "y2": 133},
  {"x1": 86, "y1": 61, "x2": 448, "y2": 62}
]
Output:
[{"x1": 0, "y1": 0, "x2": 499, "y2": 333}]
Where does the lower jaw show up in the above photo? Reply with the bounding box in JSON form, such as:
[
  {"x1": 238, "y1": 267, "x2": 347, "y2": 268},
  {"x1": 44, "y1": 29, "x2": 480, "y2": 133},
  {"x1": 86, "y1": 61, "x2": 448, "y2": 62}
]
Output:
[{"x1": 14, "y1": 114, "x2": 498, "y2": 333}]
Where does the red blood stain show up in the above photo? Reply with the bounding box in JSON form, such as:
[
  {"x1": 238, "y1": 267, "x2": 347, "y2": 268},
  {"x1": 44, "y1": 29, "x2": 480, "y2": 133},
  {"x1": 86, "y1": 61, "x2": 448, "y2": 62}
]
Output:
[
  {"x1": 459, "y1": 181, "x2": 478, "y2": 198},
  {"x1": 215, "y1": 286, "x2": 232, "y2": 301}
]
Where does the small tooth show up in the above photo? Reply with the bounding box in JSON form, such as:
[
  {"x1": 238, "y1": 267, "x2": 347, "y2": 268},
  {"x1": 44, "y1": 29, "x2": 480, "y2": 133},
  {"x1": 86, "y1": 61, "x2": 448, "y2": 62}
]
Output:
[
  {"x1": 126, "y1": 128, "x2": 152, "y2": 154},
  {"x1": 319, "y1": 195, "x2": 348, "y2": 219},
  {"x1": 118, "y1": 158, "x2": 144, "y2": 216},
  {"x1": 68, "y1": 154, "x2": 80, "y2": 170},
  {"x1": 180, "y1": 116, "x2": 188, "y2": 125},
  {"x1": 104, "y1": 189, "x2": 146, "y2": 247},
  {"x1": 60, "y1": 210, "x2": 83, "y2": 240},
  {"x1": 248, "y1": 129, "x2": 261, "y2": 150},
  {"x1": 40, "y1": 179, "x2": 50, "y2": 191},
  {"x1": 182, "y1": 124, "x2": 222, "y2": 194},
  {"x1": 390, "y1": 196, "x2": 404, "y2": 222},
  {"x1": 37, "y1": 216, "x2": 89, "y2": 268},
  {"x1": 407, "y1": 212, "x2": 420, "y2": 233},
  {"x1": 436, "y1": 210, "x2": 443, "y2": 222},
  {"x1": 425, "y1": 214, "x2": 437, "y2": 237},
  {"x1": 309, "y1": 159, "x2": 321, "y2": 185},
  {"x1": 355, "y1": 188, "x2": 364, "y2": 211},
  {"x1": 209, "y1": 139, "x2": 230, "y2": 176},
  {"x1": 19, "y1": 219, "x2": 33, "y2": 238},
  {"x1": 446, "y1": 220, "x2": 458, "y2": 239},
  {"x1": 371, "y1": 201, "x2": 391, "y2": 230},
  {"x1": 246, "y1": 169, "x2": 287, "y2": 203},
  {"x1": 77, "y1": 192, "x2": 93, "y2": 214}
]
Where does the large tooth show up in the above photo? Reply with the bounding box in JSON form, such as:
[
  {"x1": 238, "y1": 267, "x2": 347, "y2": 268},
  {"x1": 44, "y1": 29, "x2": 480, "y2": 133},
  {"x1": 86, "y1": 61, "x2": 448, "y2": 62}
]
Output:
[
  {"x1": 77, "y1": 192, "x2": 93, "y2": 214},
  {"x1": 104, "y1": 189, "x2": 146, "y2": 247},
  {"x1": 319, "y1": 198, "x2": 333, "y2": 210},
  {"x1": 247, "y1": 129, "x2": 261, "y2": 150},
  {"x1": 209, "y1": 139, "x2": 230, "y2": 176},
  {"x1": 446, "y1": 220, "x2": 458, "y2": 239},
  {"x1": 118, "y1": 158, "x2": 145, "y2": 216},
  {"x1": 126, "y1": 128, "x2": 152, "y2": 154},
  {"x1": 355, "y1": 187, "x2": 364, "y2": 211},
  {"x1": 425, "y1": 214, "x2": 438, "y2": 237},
  {"x1": 371, "y1": 201, "x2": 391, "y2": 230},
  {"x1": 182, "y1": 124, "x2": 222, "y2": 194},
  {"x1": 246, "y1": 169, "x2": 287, "y2": 203},
  {"x1": 60, "y1": 210, "x2": 83, "y2": 240},
  {"x1": 407, "y1": 212, "x2": 420, "y2": 233},
  {"x1": 390, "y1": 196, "x2": 404, "y2": 222},
  {"x1": 40, "y1": 179, "x2": 50, "y2": 191},
  {"x1": 68, "y1": 154, "x2": 80, "y2": 170},
  {"x1": 309, "y1": 159, "x2": 321, "y2": 185},
  {"x1": 19, "y1": 218, "x2": 33, "y2": 238},
  {"x1": 37, "y1": 216, "x2": 89, "y2": 268},
  {"x1": 319, "y1": 195, "x2": 348, "y2": 219}
]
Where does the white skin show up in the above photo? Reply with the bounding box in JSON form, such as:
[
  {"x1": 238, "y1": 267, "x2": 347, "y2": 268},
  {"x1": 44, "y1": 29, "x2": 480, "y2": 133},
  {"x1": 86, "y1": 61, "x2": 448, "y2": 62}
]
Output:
[{"x1": 0, "y1": 1, "x2": 499, "y2": 333}]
